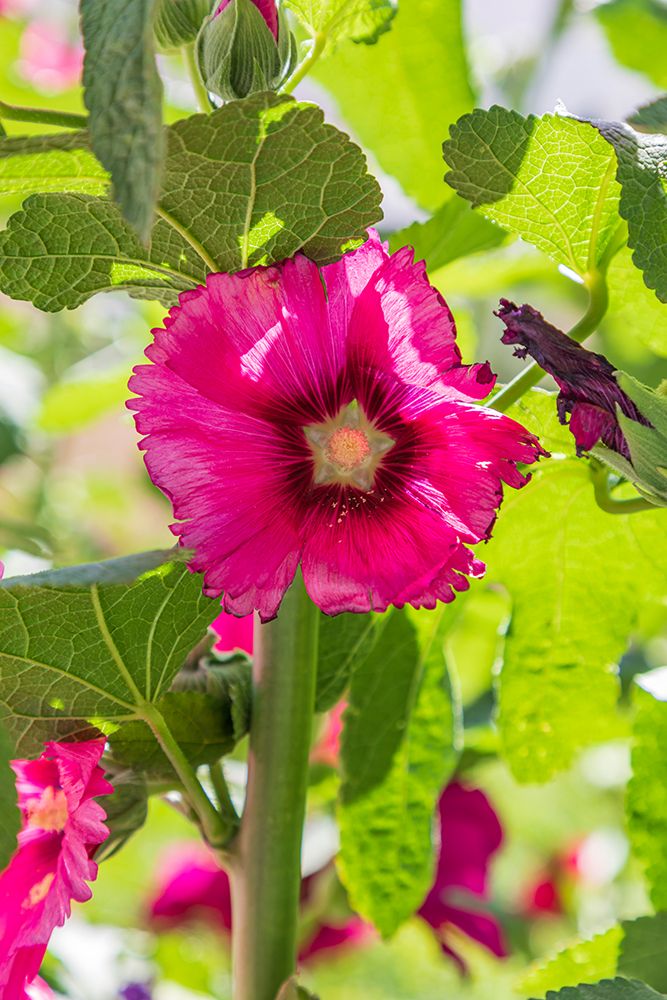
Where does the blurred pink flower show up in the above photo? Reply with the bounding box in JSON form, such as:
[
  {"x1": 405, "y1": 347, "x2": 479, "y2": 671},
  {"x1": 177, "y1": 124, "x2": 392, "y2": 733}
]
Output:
[
  {"x1": 0, "y1": 740, "x2": 112, "y2": 998},
  {"x1": 18, "y1": 22, "x2": 83, "y2": 93},
  {"x1": 148, "y1": 843, "x2": 370, "y2": 963},
  {"x1": 211, "y1": 611, "x2": 254, "y2": 655},
  {"x1": 418, "y1": 781, "x2": 507, "y2": 969},
  {"x1": 26, "y1": 979, "x2": 54, "y2": 1000},
  {"x1": 310, "y1": 701, "x2": 345, "y2": 768},
  {"x1": 129, "y1": 232, "x2": 543, "y2": 621},
  {"x1": 215, "y1": 0, "x2": 278, "y2": 38}
]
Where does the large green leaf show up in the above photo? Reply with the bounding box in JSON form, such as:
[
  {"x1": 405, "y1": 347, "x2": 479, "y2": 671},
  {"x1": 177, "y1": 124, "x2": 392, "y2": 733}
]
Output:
[
  {"x1": 629, "y1": 96, "x2": 667, "y2": 135},
  {"x1": 159, "y1": 93, "x2": 382, "y2": 269},
  {"x1": 285, "y1": 0, "x2": 396, "y2": 45},
  {"x1": 520, "y1": 914, "x2": 667, "y2": 997},
  {"x1": 0, "y1": 132, "x2": 107, "y2": 198},
  {"x1": 0, "y1": 551, "x2": 215, "y2": 755},
  {"x1": 314, "y1": 0, "x2": 475, "y2": 210},
  {"x1": 596, "y1": 0, "x2": 667, "y2": 90},
  {"x1": 538, "y1": 979, "x2": 666, "y2": 1000},
  {"x1": 605, "y1": 247, "x2": 667, "y2": 357},
  {"x1": 0, "y1": 94, "x2": 382, "y2": 310},
  {"x1": 81, "y1": 0, "x2": 164, "y2": 239},
  {"x1": 487, "y1": 394, "x2": 667, "y2": 782},
  {"x1": 389, "y1": 197, "x2": 506, "y2": 273},
  {"x1": 443, "y1": 108, "x2": 622, "y2": 278},
  {"x1": 628, "y1": 684, "x2": 667, "y2": 909},
  {"x1": 338, "y1": 606, "x2": 460, "y2": 936},
  {"x1": 316, "y1": 611, "x2": 377, "y2": 712},
  {"x1": 0, "y1": 721, "x2": 20, "y2": 871},
  {"x1": 593, "y1": 122, "x2": 667, "y2": 303}
]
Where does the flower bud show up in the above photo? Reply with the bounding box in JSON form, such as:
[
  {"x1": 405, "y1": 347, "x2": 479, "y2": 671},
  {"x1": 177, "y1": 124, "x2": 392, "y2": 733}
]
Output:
[
  {"x1": 154, "y1": 0, "x2": 214, "y2": 50},
  {"x1": 195, "y1": 0, "x2": 297, "y2": 102}
]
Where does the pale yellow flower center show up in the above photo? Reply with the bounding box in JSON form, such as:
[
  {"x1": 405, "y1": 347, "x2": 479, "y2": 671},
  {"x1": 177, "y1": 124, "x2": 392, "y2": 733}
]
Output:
[
  {"x1": 305, "y1": 402, "x2": 394, "y2": 492},
  {"x1": 26, "y1": 785, "x2": 69, "y2": 833}
]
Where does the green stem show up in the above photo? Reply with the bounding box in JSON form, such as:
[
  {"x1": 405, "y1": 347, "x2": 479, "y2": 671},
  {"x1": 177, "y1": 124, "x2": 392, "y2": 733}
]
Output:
[
  {"x1": 0, "y1": 101, "x2": 88, "y2": 130},
  {"x1": 230, "y1": 575, "x2": 320, "y2": 1000},
  {"x1": 491, "y1": 267, "x2": 610, "y2": 413},
  {"x1": 590, "y1": 463, "x2": 655, "y2": 515},
  {"x1": 141, "y1": 702, "x2": 227, "y2": 848},
  {"x1": 281, "y1": 32, "x2": 326, "y2": 93},
  {"x1": 183, "y1": 43, "x2": 212, "y2": 113},
  {"x1": 209, "y1": 760, "x2": 240, "y2": 833}
]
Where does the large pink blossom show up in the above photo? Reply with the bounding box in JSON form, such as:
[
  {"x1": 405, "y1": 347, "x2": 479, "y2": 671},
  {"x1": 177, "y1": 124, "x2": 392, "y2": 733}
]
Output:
[
  {"x1": 129, "y1": 232, "x2": 543, "y2": 621},
  {"x1": 418, "y1": 781, "x2": 506, "y2": 968},
  {"x1": 148, "y1": 844, "x2": 371, "y2": 963},
  {"x1": 0, "y1": 740, "x2": 112, "y2": 998},
  {"x1": 18, "y1": 22, "x2": 83, "y2": 93}
]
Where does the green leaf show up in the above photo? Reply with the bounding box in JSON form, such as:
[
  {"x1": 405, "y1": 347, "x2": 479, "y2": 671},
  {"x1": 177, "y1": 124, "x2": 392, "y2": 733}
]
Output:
[
  {"x1": 520, "y1": 927, "x2": 622, "y2": 998},
  {"x1": 443, "y1": 108, "x2": 621, "y2": 277},
  {"x1": 313, "y1": 0, "x2": 475, "y2": 210},
  {"x1": 389, "y1": 196, "x2": 506, "y2": 273},
  {"x1": 316, "y1": 611, "x2": 377, "y2": 712},
  {"x1": 487, "y1": 393, "x2": 667, "y2": 782},
  {"x1": 37, "y1": 371, "x2": 132, "y2": 433},
  {"x1": 539, "y1": 979, "x2": 666, "y2": 1000},
  {"x1": 0, "y1": 131, "x2": 107, "y2": 198},
  {"x1": 520, "y1": 914, "x2": 667, "y2": 998},
  {"x1": 0, "y1": 720, "x2": 20, "y2": 871},
  {"x1": 628, "y1": 684, "x2": 667, "y2": 909},
  {"x1": 97, "y1": 768, "x2": 148, "y2": 861},
  {"x1": 0, "y1": 94, "x2": 382, "y2": 310},
  {"x1": 592, "y1": 122, "x2": 667, "y2": 303},
  {"x1": 596, "y1": 0, "x2": 667, "y2": 90},
  {"x1": 81, "y1": 0, "x2": 165, "y2": 239},
  {"x1": 629, "y1": 96, "x2": 667, "y2": 135},
  {"x1": 0, "y1": 192, "x2": 205, "y2": 311},
  {"x1": 338, "y1": 605, "x2": 460, "y2": 936},
  {"x1": 0, "y1": 550, "x2": 215, "y2": 755},
  {"x1": 158, "y1": 93, "x2": 383, "y2": 269},
  {"x1": 285, "y1": 0, "x2": 396, "y2": 46},
  {"x1": 108, "y1": 690, "x2": 239, "y2": 777}
]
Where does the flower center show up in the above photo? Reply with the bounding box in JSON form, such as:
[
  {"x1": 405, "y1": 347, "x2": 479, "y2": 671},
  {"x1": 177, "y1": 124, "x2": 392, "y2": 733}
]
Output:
[
  {"x1": 325, "y1": 427, "x2": 372, "y2": 472},
  {"x1": 26, "y1": 785, "x2": 69, "y2": 833},
  {"x1": 305, "y1": 402, "x2": 394, "y2": 492}
]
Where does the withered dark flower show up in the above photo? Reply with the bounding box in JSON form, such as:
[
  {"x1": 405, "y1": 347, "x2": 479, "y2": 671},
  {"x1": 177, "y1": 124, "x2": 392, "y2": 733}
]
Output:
[{"x1": 496, "y1": 299, "x2": 649, "y2": 459}]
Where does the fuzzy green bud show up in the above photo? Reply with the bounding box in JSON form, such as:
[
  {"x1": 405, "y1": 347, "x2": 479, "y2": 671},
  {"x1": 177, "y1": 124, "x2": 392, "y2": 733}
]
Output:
[{"x1": 154, "y1": 0, "x2": 214, "y2": 50}]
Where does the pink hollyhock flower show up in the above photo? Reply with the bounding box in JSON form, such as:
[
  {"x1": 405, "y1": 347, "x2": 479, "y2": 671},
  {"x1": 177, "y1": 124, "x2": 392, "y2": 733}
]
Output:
[
  {"x1": 310, "y1": 701, "x2": 346, "y2": 768},
  {"x1": 149, "y1": 844, "x2": 370, "y2": 963},
  {"x1": 215, "y1": 0, "x2": 278, "y2": 38},
  {"x1": 129, "y1": 233, "x2": 543, "y2": 621},
  {"x1": 520, "y1": 871, "x2": 563, "y2": 917},
  {"x1": 496, "y1": 298, "x2": 649, "y2": 459},
  {"x1": 0, "y1": 740, "x2": 112, "y2": 997},
  {"x1": 211, "y1": 610, "x2": 254, "y2": 655},
  {"x1": 418, "y1": 781, "x2": 506, "y2": 969},
  {"x1": 18, "y1": 22, "x2": 83, "y2": 93}
]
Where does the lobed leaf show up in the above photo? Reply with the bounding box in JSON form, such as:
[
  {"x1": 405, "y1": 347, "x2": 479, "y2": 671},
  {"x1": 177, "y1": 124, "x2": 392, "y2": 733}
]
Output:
[
  {"x1": 0, "y1": 551, "x2": 215, "y2": 755},
  {"x1": 443, "y1": 108, "x2": 622, "y2": 277},
  {"x1": 0, "y1": 94, "x2": 382, "y2": 310},
  {"x1": 487, "y1": 394, "x2": 667, "y2": 782},
  {"x1": 629, "y1": 96, "x2": 667, "y2": 135},
  {"x1": 81, "y1": 0, "x2": 165, "y2": 239},
  {"x1": 538, "y1": 979, "x2": 666, "y2": 1000},
  {"x1": 314, "y1": 0, "x2": 475, "y2": 210},
  {"x1": 338, "y1": 606, "x2": 460, "y2": 936}
]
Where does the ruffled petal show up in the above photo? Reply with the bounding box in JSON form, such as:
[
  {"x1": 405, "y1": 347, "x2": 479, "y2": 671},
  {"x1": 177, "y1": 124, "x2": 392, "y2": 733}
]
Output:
[
  {"x1": 344, "y1": 244, "x2": 463, "y2": 393},
  {"x1": 130, "y1": 361, "x2": 302, "y2": 619},
  {"x1": 300, "y1": 489, "x2": 482, "y2": 615}
]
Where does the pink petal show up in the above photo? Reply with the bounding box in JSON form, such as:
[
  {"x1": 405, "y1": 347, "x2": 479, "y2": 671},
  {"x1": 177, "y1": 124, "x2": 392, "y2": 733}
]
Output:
[{"x1": 211, "y1": 611, "x2": 254, "y2": 654}]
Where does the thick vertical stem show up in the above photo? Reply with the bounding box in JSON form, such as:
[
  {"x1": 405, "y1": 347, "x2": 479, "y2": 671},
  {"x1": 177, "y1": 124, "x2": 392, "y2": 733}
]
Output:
[{"x1": 230, "y1": 575, "x2": 319, "y2": 1000}]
